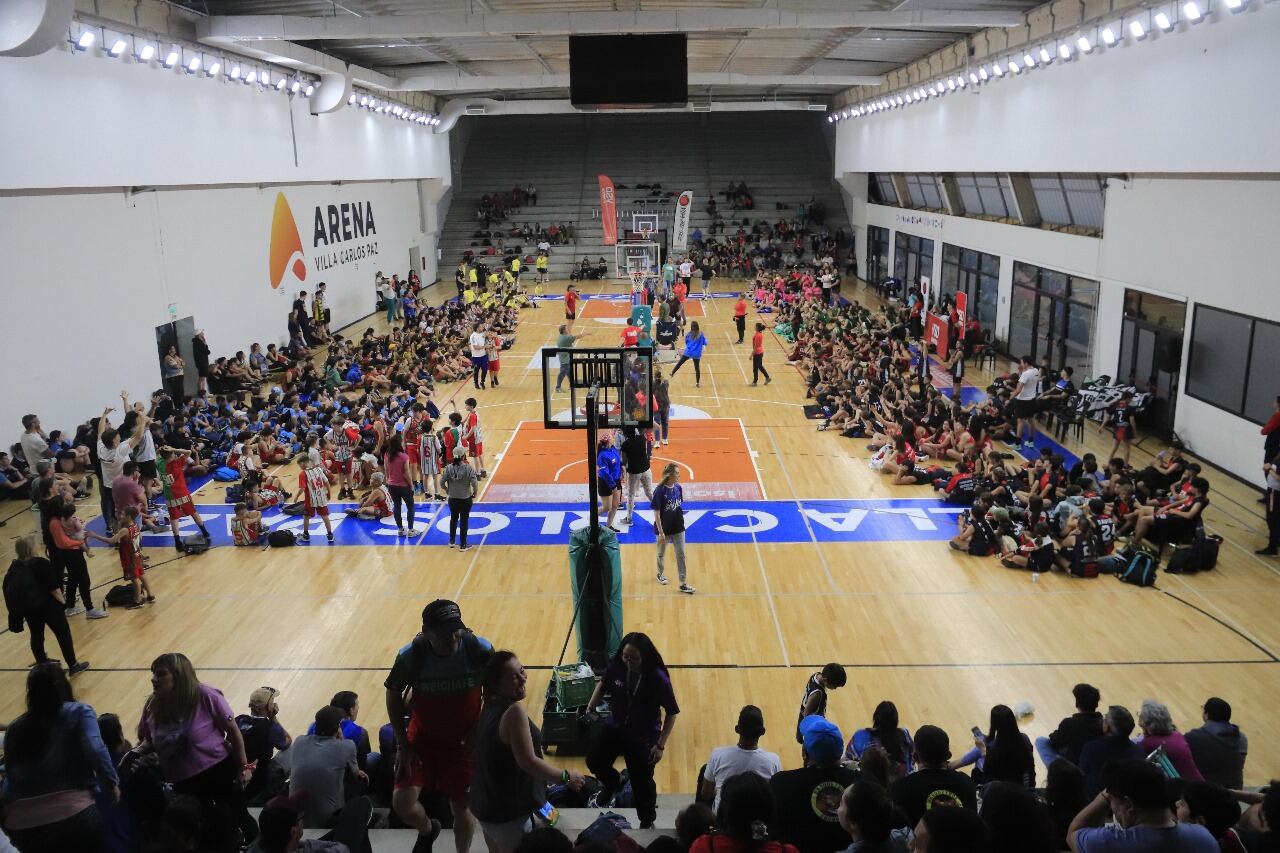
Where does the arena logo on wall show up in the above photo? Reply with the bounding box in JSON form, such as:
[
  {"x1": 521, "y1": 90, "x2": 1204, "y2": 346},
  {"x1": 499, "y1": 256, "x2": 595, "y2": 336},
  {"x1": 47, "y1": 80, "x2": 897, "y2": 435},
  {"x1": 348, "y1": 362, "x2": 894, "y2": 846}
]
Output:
[{"x1": 268, "y1": 191, "x2": 380, "y2": 289}]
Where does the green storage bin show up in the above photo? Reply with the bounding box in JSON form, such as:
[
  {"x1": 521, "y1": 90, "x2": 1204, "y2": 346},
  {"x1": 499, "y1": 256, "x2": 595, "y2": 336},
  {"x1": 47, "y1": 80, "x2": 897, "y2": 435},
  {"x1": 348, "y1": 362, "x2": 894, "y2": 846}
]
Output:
[{"x1": 553, "y1": 663, "x2": 597, "y2": 709}]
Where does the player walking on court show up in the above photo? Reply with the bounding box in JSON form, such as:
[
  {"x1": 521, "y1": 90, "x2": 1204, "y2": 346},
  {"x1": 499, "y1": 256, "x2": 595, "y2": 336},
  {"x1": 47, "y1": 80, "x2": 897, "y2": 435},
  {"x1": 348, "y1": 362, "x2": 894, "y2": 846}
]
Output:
[
  {"x1": 653, "y1": 463, "x2": 694, "y2": 594},
  {"x1": 733, "y1": 293, "x2": 748, "y2": 344},
  {"x1": 298, "y1": 455, "x2": 335, "y2": 543},
  {"x1": 749, "y1": 323, "x2": 772, "y2": 387},
  {"x1": 160, "y1": 447, "x2": 212, "y2": 550}
]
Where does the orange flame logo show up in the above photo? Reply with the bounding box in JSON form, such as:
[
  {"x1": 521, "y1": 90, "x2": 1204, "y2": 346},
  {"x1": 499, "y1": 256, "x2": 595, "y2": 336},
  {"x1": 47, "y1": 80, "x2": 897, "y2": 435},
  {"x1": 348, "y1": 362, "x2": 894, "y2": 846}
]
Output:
[{"x1": 269, "y1": 192, "x2": 307, "y2": 289}]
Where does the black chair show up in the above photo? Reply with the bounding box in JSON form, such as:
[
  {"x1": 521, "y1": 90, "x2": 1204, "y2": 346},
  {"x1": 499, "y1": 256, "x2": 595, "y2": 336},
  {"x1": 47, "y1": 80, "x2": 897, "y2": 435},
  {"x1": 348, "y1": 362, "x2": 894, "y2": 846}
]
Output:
[
  {"x1": 973, "y1": 330, "x2": 998, "y2": 372},
  {"x1": 1051, "y1": 394, "x2": 1086, "y2": 444}
]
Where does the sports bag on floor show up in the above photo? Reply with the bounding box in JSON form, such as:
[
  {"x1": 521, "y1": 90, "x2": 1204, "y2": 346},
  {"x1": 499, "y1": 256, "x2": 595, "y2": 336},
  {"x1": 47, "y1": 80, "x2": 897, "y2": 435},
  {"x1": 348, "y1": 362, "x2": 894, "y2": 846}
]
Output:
[
  {"x1": 1118, "y1": 547, "x2": 1158, "y2": 587},
  {"x1": 267, "y1": 529, "x2": 296, "y2": 548}
]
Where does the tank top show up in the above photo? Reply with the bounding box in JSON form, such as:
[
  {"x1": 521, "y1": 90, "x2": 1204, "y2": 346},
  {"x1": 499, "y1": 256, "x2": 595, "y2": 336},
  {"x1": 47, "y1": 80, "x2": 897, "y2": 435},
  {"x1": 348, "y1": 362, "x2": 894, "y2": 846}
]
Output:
[{"x1": 470, "y1": 698, "x2": 546, "y2": 823}]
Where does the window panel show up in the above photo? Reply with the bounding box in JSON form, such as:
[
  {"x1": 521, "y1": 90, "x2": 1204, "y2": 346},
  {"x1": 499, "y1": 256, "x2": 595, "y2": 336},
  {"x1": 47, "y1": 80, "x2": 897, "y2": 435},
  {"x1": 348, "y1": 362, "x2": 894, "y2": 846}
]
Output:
[
  {"x1": 999, "y1": 175, "x2": 1020, "y2": 219},
  {"x1": 919, "y1": 178, "x2": 942, "y2": 210},
  {"x1": 976, "y1": 174, "x2": 1008, "y2": 217},
  {"x1": 1065, "y1": 189, "x2": 1105, "y2": 229},
  {"x1": 1186, "y1": 307, "x2": 1252, "y2": 413},
  {"x1": 1245, "y1": 320, "x2": 1280, "y2": 423}
]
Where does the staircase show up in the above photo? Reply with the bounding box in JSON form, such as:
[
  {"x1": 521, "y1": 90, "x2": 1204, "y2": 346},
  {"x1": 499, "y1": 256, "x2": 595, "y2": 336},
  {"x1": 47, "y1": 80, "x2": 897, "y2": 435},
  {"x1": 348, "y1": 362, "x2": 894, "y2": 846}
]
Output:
[{"x1": 437, "y1": 113, "x2": 851, "y2": 282}]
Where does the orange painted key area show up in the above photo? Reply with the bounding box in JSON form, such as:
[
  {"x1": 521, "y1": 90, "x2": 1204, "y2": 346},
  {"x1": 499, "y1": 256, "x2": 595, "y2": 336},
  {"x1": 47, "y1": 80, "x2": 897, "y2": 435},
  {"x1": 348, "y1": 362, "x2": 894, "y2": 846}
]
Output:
[
  {"x1": 484, "y1": 418, "x2": 764, "y2": 502},
  {"x1": 579, "y1": 298, "x2": 705, "y2": 321}
]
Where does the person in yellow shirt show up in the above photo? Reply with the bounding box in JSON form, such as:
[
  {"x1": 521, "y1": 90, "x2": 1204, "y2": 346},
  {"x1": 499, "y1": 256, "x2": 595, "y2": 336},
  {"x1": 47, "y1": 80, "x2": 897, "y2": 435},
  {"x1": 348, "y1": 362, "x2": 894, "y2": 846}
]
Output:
[
  {"x1": 462, "y1": 286, "x2": 477, "y2": 306},
  {"x1": 536, "y1": 253, "x2": 549, "y2": 284},
  {"x1": 511, "y1": 255, "x2": 522, "y2": 284}
]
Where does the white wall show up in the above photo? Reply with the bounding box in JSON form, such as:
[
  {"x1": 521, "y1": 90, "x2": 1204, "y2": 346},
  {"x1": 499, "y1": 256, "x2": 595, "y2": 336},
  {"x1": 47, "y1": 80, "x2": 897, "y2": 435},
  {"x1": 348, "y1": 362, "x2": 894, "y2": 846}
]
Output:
[
  {"x1": 0, "y1": 44, "x2": 451, "y2": 189},
  {"x1": 0, "y1": 178, "x2": 431, "y2": 444},
  {"x1": 833, "y1": 6, "x2": 1280, "y2": 174}
]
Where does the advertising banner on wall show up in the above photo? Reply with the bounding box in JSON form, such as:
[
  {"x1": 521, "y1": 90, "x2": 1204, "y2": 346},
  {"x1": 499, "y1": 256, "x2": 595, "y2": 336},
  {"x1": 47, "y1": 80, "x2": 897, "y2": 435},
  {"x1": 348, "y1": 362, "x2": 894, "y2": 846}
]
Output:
[
  {"x1": 598, "y1": 174, "x2": 618, "y2": 246},
  {"x1": 672, "y1": 190, "x2": 693, "y2": 250},
  {"x1": 925, "y1": 312, "x2": 950, "y2": 360},
  {"x1": 955, "y1": 290, "x2": 968, "y2": 331}
]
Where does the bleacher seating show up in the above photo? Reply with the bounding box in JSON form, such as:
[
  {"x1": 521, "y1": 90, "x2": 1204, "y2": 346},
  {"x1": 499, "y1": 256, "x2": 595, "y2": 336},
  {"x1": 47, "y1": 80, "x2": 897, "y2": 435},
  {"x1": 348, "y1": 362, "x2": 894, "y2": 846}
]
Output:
[{"x1": 437, "y1": 113, "x2": 852, "y2": 282}]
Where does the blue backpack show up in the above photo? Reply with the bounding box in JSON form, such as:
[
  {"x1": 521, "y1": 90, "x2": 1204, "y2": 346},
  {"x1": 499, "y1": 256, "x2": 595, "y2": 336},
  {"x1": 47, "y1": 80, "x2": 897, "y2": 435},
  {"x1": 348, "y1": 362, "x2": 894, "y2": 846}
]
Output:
[
  {"x1": 1118, "y1": 545, "x2": 1158, "y2": 587},
  {"x1": 213, "y1": 466, "x2": 240, "y2": 482}
]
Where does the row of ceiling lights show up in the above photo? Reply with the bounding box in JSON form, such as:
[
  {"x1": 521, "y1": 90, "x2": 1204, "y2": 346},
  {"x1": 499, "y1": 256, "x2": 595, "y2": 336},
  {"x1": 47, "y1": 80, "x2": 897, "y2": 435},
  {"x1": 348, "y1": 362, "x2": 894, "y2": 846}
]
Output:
[
  {"x1": 68, "y1": 24, "x2": 435, "y2": 127},
  {"x1": 829, "y1": 0, "x2": 1252, "y2": 122}
]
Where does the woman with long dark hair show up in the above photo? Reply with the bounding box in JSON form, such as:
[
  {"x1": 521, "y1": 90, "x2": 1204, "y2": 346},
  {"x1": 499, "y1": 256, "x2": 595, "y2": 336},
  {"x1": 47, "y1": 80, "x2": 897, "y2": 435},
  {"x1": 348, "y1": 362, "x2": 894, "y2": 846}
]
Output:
[
  {"x1": 979, "y1": 781, "x2": 1057, "y2": 853},
  {"x1": 670, "y1": 321, "x2": 709, "y2": 387},
  {"x1": 952, "y1": 704, "x2": 1036, "y2": 788},
  {"x1": 471, "y1": 651, "x2": 585, "y2": 853},
  {"x1": 585, "y1": 632, "x2": 680, "y2": 829},
  {"x1": 688, "y1": 772, "x2": 797, "y2": 853},
  {"x1": 845, "y1": 701, "x2": 914, "y2": 780},
  {"x1": 836, "y1": 780, "x2": 910, "y2": 852},
  {"x1": 120, "y1": 653, "x2": 258, "y2": 846},
  {"x1": 382, "y1": 433, "x2": 418, "y2": 536},
  {"x1": 2, "y1": 662, "x2": 117, "y2": 852},
  {"x1": 1042, "y1": 759, "x2": 1088, "y2": 850}
]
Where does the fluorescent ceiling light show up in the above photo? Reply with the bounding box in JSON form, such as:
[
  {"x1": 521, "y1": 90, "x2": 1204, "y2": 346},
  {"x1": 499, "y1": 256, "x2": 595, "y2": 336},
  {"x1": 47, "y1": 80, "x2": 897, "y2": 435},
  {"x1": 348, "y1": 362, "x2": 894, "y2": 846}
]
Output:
[
  {"x1": 109, "y1": 39, "x2": 128, "y2": 57},
  {"x1": 187, "y1": 57, "x2": 201, "y2": 73},
  {"x1": 991, "y1": 62, "x2": 1003, "y2": 77},
  {"x1": 360, "y1": 96, "x2": 369, "y2": 106},
  {"x1": 1059, "y1": 43, "x2": 1073, "y2": 59},
  {"x1": 1154, "y1": 10, "x2": 1173, "y2": 29},
  {"x1": 246, "y1": 70, "x2": 258, "y2": 84},
  {"x1": 978, "y1": 66, "x2": 988, "y2": 80},
  {"x1": 946, "y1": 79, "x2": 956, "y2": 91},
  {"x1": 1076, "y1": 35, "x2": 1093, "y2": 53},
  {"x1": 968, "y1": 72, "x2": 979, "y2": 84},
  {"x1": 956, "y1": 75, "x2": 966, "y2": 88},
  {"x1": 229, "y1": 64, "x2": 241, "y2": 80},
  {"x1": 1023, "y1": 52, "x2": 1036, "y2": 67},
  {"x1": 137, "y1": 44, "x2": 155, "y2": 62},
  {"x1": 207, "y1": 61, "x2": 221, "y2": 76},
  {"x1": 75, "y1": 31, "x2": 95, "y2": 50},
  {"x1": 291, "y1": 80, "x2": 301, "y2": 93},
  {"x1": 305, "y1": 84, "x2": 314, "y2": 96},
  {"x1": 1039, "y1": 46, "x2": 1053, "y2": 64},
  {"x1": 1101, "y1": 26, "x2": 1117, "y2": 45},
  {"x1": 1129, "y1": 20, "x2": 1148, "y2": 38},
  {"x1": 276, "y1": 77, "x2": 288, "y2": 90},
  {"x1": 164, "y1": 49, "x2": 180, "y2": 67},
  {"x1": 1183, "y1": 1, "x2": 1202, "y2": 20},
  {"x1": 1224, "y1": 0, "x2": 1244, "y2": 8},
  {"x1": 1008, "y1": 60, "x2": 1020, "y2": 74}
]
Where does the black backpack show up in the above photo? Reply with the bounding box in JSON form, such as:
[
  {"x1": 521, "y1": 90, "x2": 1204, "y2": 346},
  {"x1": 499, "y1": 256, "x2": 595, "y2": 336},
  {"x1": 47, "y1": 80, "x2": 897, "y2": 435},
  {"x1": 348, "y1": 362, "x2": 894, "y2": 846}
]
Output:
[
  {"x1": 267, "y1": 529, "x2": 296, "y2": 548},
  {"x1": 4, "y1": 559, "x2": 46, "y2": 632}
]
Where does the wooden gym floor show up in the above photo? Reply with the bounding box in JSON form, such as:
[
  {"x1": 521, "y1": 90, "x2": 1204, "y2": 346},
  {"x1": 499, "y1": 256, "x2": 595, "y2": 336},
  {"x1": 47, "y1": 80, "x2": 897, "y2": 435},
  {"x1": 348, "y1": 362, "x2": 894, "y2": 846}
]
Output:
[{"x1": 2, "y1": 277, "x2": 1278, "y2": 794}]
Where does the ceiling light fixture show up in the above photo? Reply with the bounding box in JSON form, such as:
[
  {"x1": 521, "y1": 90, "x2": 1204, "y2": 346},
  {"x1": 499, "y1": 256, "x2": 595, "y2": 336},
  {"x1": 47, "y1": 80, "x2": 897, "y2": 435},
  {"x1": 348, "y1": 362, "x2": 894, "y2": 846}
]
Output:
[
  {"x1": 1059, "y1": 42, "x2": 1073, "y2": 60},
  {"x1": 1023, "y1": 52, "x2": 1036, "y2": 67},
  {"x1": 1224, "y1": 0, "x2": 1244, "y2": 9},
  {"x1": 109, "y1": 39, "x2": 128, "y2": 57},
  {"x1": 1076, "y1": 35, "x2": 1093, "y2": 53},
  {"x1": 137, "y1": 44, "x2": 155, "y2": 62},
  {"x1": 276, "y1": 76, "x2": 288, "y2": 91},
  {"x1": 1039, "y1": 46, "x2": 1053, "y2": 64},
  {"x1": 246, "y1": 70, "x2": 258, "y2": 85},
  {"x1": 1008, "y1": 60, "x2": 1020, "y2": 74},
  {"x1": 291, "y1": 79, "x2": 301, "y2": 94},
  {"x1": 991, "y1": 62, "x2": 1003, "y2": 77},
  {"x1": 1100, "y1": 25, "x2": 1117, "y2": 45},
  {"x1": 229, "y1": 64, "x2": 241, "y2": 80},
  {"x1": 1129, "y1": 19, "x2": 1148, "y2": 38},
  {"x1": 1183, "y1": 1, "x2": 1203, "y2": 21},
  {"x1": 978, "y1": 66, "x2": 988, "y2": 81},
  {"x1": 187, "y1": 56, "x2": 201, "y2": 74},
  {"x1": 305, "y1": 83, "x2": 315, "y2": 96},
  {"x1": 1154, "y1": 10, "x2": 1173, "y2": 30},
  {"x1": 207, "y1": 61, "x2": 221, "y2": 77},
  {"x1": 164, "y1": 48, "x2": 180, "y2": 68},
  {"x1": 75, "y1": 31, "x2": 96, "y2": 50}
]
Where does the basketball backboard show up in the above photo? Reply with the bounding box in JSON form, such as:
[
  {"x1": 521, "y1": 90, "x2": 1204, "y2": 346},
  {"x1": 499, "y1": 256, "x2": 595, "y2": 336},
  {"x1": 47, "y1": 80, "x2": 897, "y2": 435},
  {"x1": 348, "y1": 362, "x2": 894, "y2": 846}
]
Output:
[{"x1": 541, "y1": 346, "x2": 655, "y2": 430}]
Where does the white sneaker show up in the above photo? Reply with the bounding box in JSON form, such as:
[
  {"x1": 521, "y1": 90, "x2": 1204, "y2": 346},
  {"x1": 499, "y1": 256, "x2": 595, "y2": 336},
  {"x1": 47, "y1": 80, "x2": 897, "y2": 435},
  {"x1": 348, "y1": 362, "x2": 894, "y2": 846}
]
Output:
[
  {"x1": 679, "y1": 583, "x2": 697, "y2": 595},
  {"x1": 65, "y1": 606, "x2": 86, "y2": 617},
  {"x1": 662, "y1": 439, "x2": 670, "y2": 445},
  {"x1": 86, "y1": 608, "x2": 109, "y2": 620},
  {"x1": 656, "y1": 573, "x2": 669, "y2": 585}
]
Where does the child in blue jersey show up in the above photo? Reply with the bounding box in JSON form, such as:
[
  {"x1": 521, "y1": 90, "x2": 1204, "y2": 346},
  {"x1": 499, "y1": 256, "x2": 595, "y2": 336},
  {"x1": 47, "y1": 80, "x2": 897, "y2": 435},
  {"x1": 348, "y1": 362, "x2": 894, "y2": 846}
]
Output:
[
  {"x1": 596, "y1": 435, "x2": 623, "y2": 532},
  {"x1": 669, "y1": 321, "x2": 709, "y2": 387}
]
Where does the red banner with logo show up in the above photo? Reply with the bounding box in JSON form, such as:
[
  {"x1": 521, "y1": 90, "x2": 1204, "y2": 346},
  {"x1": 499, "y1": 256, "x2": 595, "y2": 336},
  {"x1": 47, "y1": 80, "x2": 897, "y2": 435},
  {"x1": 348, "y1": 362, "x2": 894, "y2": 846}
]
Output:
[
  {"x1": 955, "y1": 290, "x2": 968, "y2": 331},
  {"x1": 925, "y1": 313, "x2": 950, "y2": 360},
  {"x1": 598, "y1": 174, "x2": 618, "y2": 246}
]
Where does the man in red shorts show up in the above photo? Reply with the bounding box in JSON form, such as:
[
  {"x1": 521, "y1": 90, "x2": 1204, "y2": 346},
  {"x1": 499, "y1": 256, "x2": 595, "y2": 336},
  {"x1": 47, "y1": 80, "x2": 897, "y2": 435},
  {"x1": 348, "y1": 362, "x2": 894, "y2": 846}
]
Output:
[
  {"x1": 160, "y1": 446, "x2": 211, "y2": 551},
  {"x1": 386, "y1": 600, "x2": 493, "y2": 853}
]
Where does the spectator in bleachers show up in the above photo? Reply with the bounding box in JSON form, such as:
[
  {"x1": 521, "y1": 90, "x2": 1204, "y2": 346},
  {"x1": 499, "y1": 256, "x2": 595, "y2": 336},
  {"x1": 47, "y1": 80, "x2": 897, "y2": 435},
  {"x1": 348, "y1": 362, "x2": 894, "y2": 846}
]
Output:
[
  {"x1": 888, "y1": 726, "x2": 977, "y2": 829},
  {"x1": 835, "y1": 779, "x2": 911, "y2": 852},
  {"x1": 1, "y1": 662, "x2": 118, "y2": 853},
  {"x1": 1176, "y1": 781, "x2": 1250, "y2": 853},
  {"x1": 770, "y1": 716, "x2": 859, "y2": 853},
  {"x1": 1067, "y1": 759, "x2": 1217, "y2": 852},
  {"x1": 236, "y1": 687, "x2": 293, "y2": 805},
  {"x1": 1043, "y1": 759, "x2": 1090, "y2": 851},
  {"x1": 845, "y1": 701, "x2": 915, "y2": 780},
  {"x1": 910, "y1": 806, "x2": 990, "y2": 852},
  {"x1": 699, "y1": 706, "x2": 781, "y2": 812},
  {"x1": 691, "y1": 772, "x2": 798, "y2": 853},
  {"x1": 1135, "y1": 700, "x2": 1203, "y2": 781},
  {"x1": 470, "y1": 651, "x2": 585, "y2": 853},
  {"x1": 123, "y1": 652, "x2": 258, "y2": 846},
  {"x1": 1078, "y1": 705, "x2": 1144, "y2": 799},
  {"x1": 1037, "y1": 684, "x2": 1105, "y2": 769},
  {"x1": 288, "y1": 705, "x2": 367, "y2": 828},
  {"x1": 385, "y1": 599, "x2": 493, "y2": 853},
  {"x1": 251, "y1": 789, "x2": 371, "y2": 853},
  {"x1": 1185, "y1": 697, "x2": 1248, "y2": 790},
  {"x1": 677, "y1": 803, "x2": 716, "y2": 853},
  {"x1": 950, "y1": 705, "x2": 1035, "y2": 789},
  {"x1": 585, "y1": 632, "x2": 680, "y2": 830},
  {"x1": 979, "y1": 782, "x2": 1057, "y2": 853}
]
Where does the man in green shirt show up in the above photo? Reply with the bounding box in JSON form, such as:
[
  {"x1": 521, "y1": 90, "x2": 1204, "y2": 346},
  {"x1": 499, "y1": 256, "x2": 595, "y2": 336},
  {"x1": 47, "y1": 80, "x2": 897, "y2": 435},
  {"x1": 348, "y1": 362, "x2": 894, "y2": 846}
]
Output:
[
  {"x1": 661, "y1": 260, "x2": 676, "y2": 300},
  {"x1": 554, "y1": 325, "x2": 590, "y2": 393}
]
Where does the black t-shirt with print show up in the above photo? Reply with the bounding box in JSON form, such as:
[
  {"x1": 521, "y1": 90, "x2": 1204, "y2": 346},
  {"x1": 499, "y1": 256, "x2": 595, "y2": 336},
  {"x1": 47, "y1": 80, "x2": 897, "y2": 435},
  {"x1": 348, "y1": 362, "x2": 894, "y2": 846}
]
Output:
[
  {"x1": 888, "y1": 767, "x2": 977, "y2": 828},
  {"x1": 769, "y1": 766, "x2": 861, "y2": 853}
]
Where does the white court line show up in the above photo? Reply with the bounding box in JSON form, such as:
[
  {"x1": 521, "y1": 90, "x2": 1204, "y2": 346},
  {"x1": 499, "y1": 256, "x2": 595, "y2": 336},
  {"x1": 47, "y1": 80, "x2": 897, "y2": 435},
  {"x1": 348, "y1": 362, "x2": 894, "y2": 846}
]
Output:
[
  {"x1": 749, "y1": 520, "x2": 791, "y2": 667},
  {"x1": 476, "y1": 420, "x2": 527, "y2": 499},
  {"x1": 412, "y1": 500, "x2": 447, "y2": 546},
  {"x1": 718, "y1": 396, "x2": 806, "y2": 409},
  {"x1": 738, "y1": 418, "x2": 769, "y2": 501},
  {"x1": 453, "y1": 531, "x2": 490, "y2": 600},
  {"x1": 766, "y1": 425, "x2": 839, "y2": 593},
  {"x1": 725, "y1": 330, "x2": 750, "y2": 384}
]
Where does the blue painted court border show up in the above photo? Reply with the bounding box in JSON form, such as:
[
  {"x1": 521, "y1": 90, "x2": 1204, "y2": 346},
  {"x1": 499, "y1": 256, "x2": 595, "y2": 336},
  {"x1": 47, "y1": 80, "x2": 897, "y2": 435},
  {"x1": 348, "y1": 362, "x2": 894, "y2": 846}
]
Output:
[{"x1": 86, "y1": 498, "x2": 969, "y2": 549}]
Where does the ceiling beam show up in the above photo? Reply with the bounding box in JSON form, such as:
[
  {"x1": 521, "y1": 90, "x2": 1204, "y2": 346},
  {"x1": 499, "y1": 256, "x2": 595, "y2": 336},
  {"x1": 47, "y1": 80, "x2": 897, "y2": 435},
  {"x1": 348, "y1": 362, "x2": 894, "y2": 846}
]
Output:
[
  {"x1": 393, "y1": 71, "x2": 882, "y2": 92},
  {"x1": 196, "y1": 9, "x2": 1026, "y2": 42}
]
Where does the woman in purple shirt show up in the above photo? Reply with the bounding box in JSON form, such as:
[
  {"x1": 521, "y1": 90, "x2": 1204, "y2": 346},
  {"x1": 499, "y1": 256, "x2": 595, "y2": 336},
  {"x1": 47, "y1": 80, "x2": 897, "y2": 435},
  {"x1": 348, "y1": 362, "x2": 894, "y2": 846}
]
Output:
[
  {"x1": 1134, "y1": 700, "x2": 1203, "y2": 781},
  {"x1": 120, "y1": 653, "x2": 258, "y2": 845},
  {"x1": 584, "y1": 632, "x2": 680, "y2": 829}
]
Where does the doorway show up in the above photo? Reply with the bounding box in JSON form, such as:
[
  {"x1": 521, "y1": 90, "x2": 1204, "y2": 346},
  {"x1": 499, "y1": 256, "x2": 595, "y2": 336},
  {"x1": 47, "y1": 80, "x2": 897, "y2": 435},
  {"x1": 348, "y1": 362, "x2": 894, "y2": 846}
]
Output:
[
  {"x1": 155, "y1": 316, "x2": 197, "y2": 402},
  {"x1": 893, "y1": 231, "x2": 934, "y2": 288},
  {"x1": 867, "y1": 225, "x2": 890, "y2": 284},
  {"x1": 1117, "y1": 290, "x2": 1186, "y2": 439}
]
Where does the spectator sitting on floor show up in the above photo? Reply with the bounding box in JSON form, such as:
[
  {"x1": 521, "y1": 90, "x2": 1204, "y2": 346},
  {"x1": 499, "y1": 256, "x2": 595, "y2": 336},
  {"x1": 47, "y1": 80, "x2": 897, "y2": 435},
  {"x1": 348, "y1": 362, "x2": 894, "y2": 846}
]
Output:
[{"x1": 1184, "y1": 697, "x2": 1248, "y2": 790}]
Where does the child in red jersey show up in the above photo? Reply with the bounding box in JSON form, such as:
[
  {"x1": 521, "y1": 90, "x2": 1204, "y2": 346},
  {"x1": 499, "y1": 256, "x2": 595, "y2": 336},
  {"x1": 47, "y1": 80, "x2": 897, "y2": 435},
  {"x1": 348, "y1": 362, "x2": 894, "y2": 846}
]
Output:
[{"x1": 298, "y1": 455, "x2": 334, "y2": 543}]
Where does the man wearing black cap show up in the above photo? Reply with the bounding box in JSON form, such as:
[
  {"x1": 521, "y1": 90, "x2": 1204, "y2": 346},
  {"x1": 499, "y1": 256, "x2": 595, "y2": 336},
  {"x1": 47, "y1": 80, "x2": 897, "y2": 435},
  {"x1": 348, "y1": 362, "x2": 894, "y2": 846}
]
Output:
[{"x1": 386, "y1": 600, "x2": 493, "y2": 853}]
